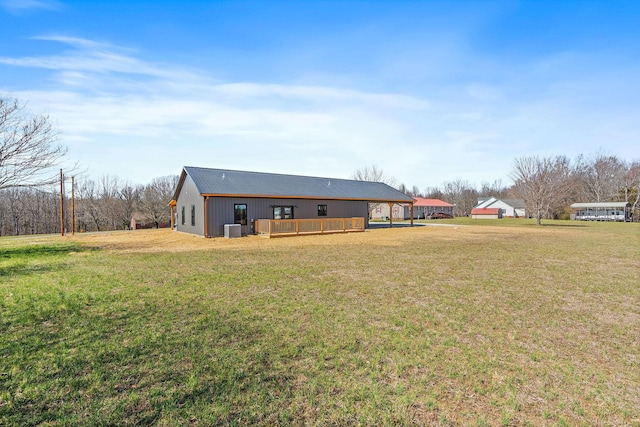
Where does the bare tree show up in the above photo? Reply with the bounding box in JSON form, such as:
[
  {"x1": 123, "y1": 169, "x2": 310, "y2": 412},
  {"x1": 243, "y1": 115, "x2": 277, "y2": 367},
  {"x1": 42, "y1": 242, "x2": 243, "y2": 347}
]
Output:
[
  {"x1": 510, "y1": 155, "x2": 576, "y2": 225},
  {"x1": 0, "y1": 193, "x2": 6, "y2": 236},
  {"x1": 75, "y1": 178, "x2": 104, "y2": 232},
  {"x1": 442, "y1": 179, "x2": 478, "y2": 217},
  {"x1": 580, "y1": 152, "x2": 626, "y2": 202},
  {"x1": 0, "y1": 96, "x2": 67, "y2": 189},
  {"x1": 479, "y1": 179, "x2": 510, "y2": 199},
  {"x1": 119, "y1": 182, "x2": 141, "y2": 229},
  {"x1": 351, "y1": 165, "x2": 397, "y2": 186},
  {"x1": 622, "y1": 160, "x2": 640, "y2": 221},
  {"x1": 351, "y1": 165, "x2": 398, "y2": 218},
  {"x1": 3, "y1": 188, "x2": 25, "y2": 235},
  {"x1": 423, "y1": 187, "x2": 445, "y2": 200},
  {"x1": 98, "y1": 175, "x2": 127, "y2": 230},
  {"x1": 22, "y1": 188, "x2": 58, "y2": 235},
  {"x1": 139, "y1": 175, "x2": 178, "y2": 227},
  {"x1": 0, "y1": 186, "x2": 60, "y2": 235}
]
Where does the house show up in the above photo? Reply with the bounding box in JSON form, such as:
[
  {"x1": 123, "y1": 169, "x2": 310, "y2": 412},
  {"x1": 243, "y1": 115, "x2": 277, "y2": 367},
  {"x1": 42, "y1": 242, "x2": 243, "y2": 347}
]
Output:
[
  {"x1": 370, "y1": 202, "x2": 404, "y2": 220},
  {"x1": 169, "y1": 166, "x2": 416, "y2": 237},
  {"x1": 470, "y1": 207, "x2": 503, "y2": 219},
  {"x1": 370, "y1": 197, "x2": 454, "y2": 220},
  {"x1": 474, "y1": 197, "x2": 525, "y2": 218},
  {"x1": 570, "y1": 202, "x2": 632, "y2": 222},
  {"x1": 406, "y1": 198, "x2": 454, "y2": 219}
]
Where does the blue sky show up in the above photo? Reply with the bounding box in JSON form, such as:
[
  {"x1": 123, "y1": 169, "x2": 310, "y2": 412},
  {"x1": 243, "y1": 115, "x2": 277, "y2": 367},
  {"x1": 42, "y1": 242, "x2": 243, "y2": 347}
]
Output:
[{"x1": 1, "y1": 0, "x2": 639, "y2": 190}]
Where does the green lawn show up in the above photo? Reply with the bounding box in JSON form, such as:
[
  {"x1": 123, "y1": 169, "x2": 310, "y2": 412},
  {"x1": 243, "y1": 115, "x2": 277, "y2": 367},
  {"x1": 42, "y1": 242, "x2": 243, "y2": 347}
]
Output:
[{"x1": 1, "y1": 221, "x2": 639, "y2": 426}]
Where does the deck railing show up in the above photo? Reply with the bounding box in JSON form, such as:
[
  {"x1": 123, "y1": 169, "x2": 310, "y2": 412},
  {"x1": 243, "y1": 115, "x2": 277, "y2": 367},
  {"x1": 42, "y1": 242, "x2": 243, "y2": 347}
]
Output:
[{"x1": 254, "y1": 217, "x2": 365, "y2": 237}]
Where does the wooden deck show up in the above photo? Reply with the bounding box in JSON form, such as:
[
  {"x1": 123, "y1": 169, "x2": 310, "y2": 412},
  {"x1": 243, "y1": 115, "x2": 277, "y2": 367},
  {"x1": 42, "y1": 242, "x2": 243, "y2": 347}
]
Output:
[{"x1": 254, "y1": 217, "x2": 365, "y2": 237}]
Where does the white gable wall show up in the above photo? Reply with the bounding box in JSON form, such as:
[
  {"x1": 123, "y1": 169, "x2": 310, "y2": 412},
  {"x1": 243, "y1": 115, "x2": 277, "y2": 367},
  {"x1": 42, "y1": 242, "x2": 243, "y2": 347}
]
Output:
[{"x1": 475, "y1": 197, "x2": 524, "y2": 218}]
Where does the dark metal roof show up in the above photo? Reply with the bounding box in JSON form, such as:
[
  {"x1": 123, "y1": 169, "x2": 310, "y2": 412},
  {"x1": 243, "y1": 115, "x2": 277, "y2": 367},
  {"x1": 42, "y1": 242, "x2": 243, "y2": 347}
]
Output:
[
  {"x1": 501, "y1": 199, "x2": 526, "y2": 209},
  {"x1": 178, "y1": 166, "x2": 414, "y2": 203}
]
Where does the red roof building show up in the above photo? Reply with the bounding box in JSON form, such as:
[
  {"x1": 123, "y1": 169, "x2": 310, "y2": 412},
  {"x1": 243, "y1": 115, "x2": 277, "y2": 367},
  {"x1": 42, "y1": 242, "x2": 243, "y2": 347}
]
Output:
[
  {"x1": 470, "y1": 207, "x2": 503, "y2": 219},
  {"x1": 407, "y1": 197, "x2": 454, "y2": 219}
]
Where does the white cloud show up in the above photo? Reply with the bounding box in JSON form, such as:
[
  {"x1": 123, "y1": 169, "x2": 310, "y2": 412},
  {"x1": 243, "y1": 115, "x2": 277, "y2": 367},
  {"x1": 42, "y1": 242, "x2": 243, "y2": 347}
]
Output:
[
  {"x1": 0, "y1": 36, "x2": 199, "y2": 81},
  {"x1": 3, "y1": 36, "x2": 436, "y2": 184},
  {"x1": 2, "y1": 35, "x2": 639, "y2": 189},
  {"x1": 1, "y1": 0, "x2": 60, "y2": 13}
]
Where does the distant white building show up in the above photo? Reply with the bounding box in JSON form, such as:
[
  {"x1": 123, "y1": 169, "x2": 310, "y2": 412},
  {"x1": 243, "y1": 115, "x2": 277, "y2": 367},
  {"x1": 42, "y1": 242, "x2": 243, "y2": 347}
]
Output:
[
  {"x1": 474, "y1": 197, "x2": 526, "y2": 218},
  {"x1": 570, "y1": 202, "x2": 631, "y2": 222}
]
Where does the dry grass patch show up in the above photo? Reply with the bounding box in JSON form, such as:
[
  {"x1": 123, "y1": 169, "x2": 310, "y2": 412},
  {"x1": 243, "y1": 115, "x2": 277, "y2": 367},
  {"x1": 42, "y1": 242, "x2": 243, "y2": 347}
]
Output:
[
  {"x1": 62, "y1": 223, "x2": 479, "y2": 253},
  {"x1": 1, "y1": 220, "x2": 639, "y2": 426}
]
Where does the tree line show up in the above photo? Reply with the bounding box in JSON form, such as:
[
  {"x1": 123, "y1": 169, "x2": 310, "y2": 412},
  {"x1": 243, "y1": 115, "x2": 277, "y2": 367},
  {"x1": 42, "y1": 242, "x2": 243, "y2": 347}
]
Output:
[
  {"x1": 2, "y1": 94, "x2": 640, "y2": 236},
  {"x1": 356, "y1": 153, "x2": 640, "y2": 223},
  {"x1": 0, "y1": 95, "x2": 180, "y2": 236},
  {"x1": 0, "y1": 175, "x2": 178, "y2": 236}
]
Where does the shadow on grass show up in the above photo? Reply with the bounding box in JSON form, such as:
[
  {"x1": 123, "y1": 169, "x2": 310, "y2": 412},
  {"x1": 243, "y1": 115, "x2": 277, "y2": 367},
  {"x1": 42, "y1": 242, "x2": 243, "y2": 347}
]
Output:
[
  {"x1": 0, "y1": 243, "x2": 86, "y2": 257},
  {"x1": 0, "y1": 243, "x2": 90, "y2": 277}
]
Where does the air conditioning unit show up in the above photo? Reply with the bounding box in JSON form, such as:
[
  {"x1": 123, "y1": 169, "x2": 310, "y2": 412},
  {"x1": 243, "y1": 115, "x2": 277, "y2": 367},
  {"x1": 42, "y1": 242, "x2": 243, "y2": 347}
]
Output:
[{"x1": 224, "y1": 224, "x2": 241, "y2": 238}]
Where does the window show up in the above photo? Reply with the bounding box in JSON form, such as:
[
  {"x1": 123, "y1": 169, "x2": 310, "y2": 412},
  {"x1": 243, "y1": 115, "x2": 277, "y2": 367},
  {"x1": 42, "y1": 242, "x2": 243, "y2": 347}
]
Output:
[
  {"x1": 191, "y1": 204, "x2": 195, "y2": 226},
  {"x1": 273, "y1": 206, "x2": 294, "y2": 220},
  {"x1": 234, "y1": 204, "x2": 247, "y2": 225},
  {"x1": 317, "y1": 204, "x2": 327, "y2": 216},
  {"x1": 181, "y1": 206, "x2": 185, "y2": 225}
]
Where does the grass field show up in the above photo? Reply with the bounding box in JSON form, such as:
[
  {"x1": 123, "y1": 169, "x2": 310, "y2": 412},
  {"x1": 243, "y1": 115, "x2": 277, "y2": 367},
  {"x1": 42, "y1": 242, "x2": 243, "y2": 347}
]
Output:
[{"x1": 1, "y1": 220, "x2": 639, "y2": 426}]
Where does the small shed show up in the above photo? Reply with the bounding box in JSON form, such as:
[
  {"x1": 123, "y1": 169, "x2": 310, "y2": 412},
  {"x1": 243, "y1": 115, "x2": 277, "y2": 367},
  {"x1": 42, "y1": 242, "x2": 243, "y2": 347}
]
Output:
[{"x1": 471, "y1": 207, "x2": 503, "y2": 219}]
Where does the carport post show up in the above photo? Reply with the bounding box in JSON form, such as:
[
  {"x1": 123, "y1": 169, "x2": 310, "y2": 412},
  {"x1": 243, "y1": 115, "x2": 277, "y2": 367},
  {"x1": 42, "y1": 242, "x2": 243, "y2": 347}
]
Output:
[{"x1": 411, "y1": 202, "x2": 414, "y2": 226}]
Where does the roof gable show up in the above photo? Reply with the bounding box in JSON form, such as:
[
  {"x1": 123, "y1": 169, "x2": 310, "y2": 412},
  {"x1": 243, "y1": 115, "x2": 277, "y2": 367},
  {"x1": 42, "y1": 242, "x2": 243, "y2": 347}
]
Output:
[
  {"x1": 174, "y1": 166, "x2": 415, "y2": 203},
  {"x1": 475, "y1": 197, "x2": 525, "y2": 210},
  {"x1": 412, "y1": 197, "x2": 453, "y2": 207},
  {"x1": 475, "y1": 197, "x2": 498, "y2": 209}
]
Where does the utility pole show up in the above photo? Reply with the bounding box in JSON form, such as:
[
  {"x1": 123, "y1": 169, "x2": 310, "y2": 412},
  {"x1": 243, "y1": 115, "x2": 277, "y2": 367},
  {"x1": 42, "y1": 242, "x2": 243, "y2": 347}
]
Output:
[
  {"x1": 60, "y1": 169, "x2": 65, "y2": 237},
  {"x1": 71, "y1": 176, "x2": 76, "y2": 235}
]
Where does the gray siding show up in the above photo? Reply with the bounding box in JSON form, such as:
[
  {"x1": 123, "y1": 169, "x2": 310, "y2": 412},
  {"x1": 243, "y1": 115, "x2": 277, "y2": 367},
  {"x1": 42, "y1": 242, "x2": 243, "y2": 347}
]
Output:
[
  {"x1": 175, "y1": 176, "x2": 205, "y2": 236},
  {"x1": 206, "y1": 197, "x2": 369, "y2": 237}
]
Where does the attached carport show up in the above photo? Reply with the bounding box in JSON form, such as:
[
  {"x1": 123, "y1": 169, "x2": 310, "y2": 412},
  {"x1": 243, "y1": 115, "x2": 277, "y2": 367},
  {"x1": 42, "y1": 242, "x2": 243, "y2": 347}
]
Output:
[{"x1": 170, "y1": 166, "x2": 415, "y2": 237}]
